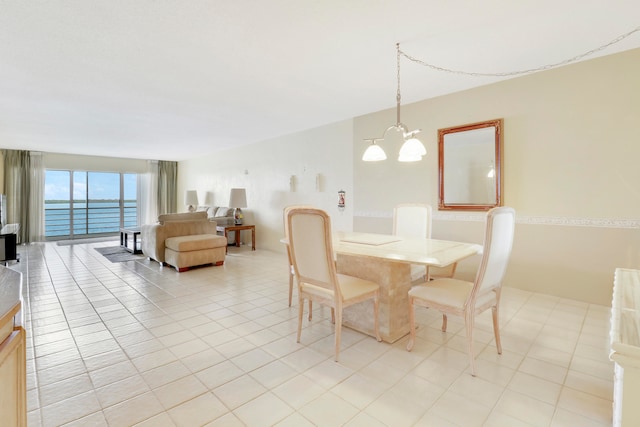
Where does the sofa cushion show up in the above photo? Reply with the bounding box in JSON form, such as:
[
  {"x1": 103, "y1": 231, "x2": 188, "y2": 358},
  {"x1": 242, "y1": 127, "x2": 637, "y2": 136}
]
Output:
[
  {"x1": 165, "y1": 234, "x2": 227, "y2": 252},
  {"x1": 158, "y1": 212, "x2": 208, "y2": 224},
  {"x1": 165, "y1": 246, "x2": 226, "y2": 271},
  {"x1": 214, "y1": 207, "x2": 233, "y2": 217}
]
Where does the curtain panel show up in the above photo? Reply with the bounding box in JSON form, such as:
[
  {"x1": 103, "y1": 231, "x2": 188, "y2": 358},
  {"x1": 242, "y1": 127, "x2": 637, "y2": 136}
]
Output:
[
  {"x1": 1, "y1": 149, "x2": 44, "y2": 243},
  {"x1": 157, "y1": 161, "x2": 177, "y2": 215}
]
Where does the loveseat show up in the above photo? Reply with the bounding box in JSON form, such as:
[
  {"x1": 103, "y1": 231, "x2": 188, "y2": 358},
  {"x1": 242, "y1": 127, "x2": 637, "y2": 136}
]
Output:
[
  {"x1": 204, "y1": 206, "x2": 236, "y2": 226},
  {"x1": 204, "y1": 206, "x2": 241, "y2": 244},
  {"x1": 141, "y1": 212, "x2": 227, "y2": 272}
]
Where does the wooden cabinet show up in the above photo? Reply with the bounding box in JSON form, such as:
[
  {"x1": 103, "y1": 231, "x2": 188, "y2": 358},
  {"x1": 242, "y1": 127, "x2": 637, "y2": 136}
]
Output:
[
  {"x1": 610, "y1": 268, "x2": 640, "y2": 427},
  {"x1": 0, "y1": 266, "x2": 25, "y2": 427},
  {"x1": 0, "y1": 327, "x2": 26, "y2": 426}
]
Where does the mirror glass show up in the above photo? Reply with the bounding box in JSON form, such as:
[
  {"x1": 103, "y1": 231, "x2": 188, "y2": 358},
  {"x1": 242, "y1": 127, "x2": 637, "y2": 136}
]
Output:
[{"x1": 438, "y1": 119, "x2": 503, "y2": 210}]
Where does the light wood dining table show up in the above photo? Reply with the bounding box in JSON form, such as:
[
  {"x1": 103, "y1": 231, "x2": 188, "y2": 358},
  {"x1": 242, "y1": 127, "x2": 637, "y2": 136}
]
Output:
[{"x1": 331, "y1": 231, "x2": 482, "y2": 343}]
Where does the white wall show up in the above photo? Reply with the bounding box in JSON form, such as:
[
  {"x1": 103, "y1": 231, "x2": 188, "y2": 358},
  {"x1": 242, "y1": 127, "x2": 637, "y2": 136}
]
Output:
[{"x1": 178, "y1": 119, "x2": 354, "y2": 252}]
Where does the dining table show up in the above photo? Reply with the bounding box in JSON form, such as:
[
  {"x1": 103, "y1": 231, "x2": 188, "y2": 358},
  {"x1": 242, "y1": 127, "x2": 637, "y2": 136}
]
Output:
[{"x1": 330, "y1": 231, "x2": 482, "y2": 343}]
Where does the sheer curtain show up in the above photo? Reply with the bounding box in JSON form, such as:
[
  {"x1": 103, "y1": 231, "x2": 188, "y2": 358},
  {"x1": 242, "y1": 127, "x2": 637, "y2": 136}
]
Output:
[
  {"x1": 138, "y1": 160, "x2": 158, "y2": 225},
  {"x1": 157, "y1": 161, "x2": 177, "y2": 215},
  {"x1": 28, "y1": 152, "x2": 45, "y2": 242}
]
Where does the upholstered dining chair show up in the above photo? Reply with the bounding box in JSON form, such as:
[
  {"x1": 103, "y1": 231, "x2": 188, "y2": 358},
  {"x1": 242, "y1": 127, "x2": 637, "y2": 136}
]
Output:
[
  {"x1": 406, "y1": 206, "x2": 516, "y2": 376},
  {"x1": 393, "y1": 203, "x2": 456, "y2": 281},
  {"x1": 286, "y1": 206, "x2": 381, "y2": 361},
  {"x1": 283, "y1": 205, "x2": 313, "y2": 307}
]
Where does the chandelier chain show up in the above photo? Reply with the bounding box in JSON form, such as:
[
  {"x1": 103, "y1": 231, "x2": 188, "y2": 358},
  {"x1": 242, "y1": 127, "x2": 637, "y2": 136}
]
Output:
[
  {"x1": 396, "y1": 43, "x2": 402, "y2": 125},
  {"x1": 398, "y1": 26, "x2": 640, "y2": 77}
]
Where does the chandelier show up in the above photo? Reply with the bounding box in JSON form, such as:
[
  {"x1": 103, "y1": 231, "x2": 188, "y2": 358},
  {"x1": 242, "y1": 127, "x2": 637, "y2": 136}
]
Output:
[
  {"x1": 362, "y1": 27, "x2": 640, "y2": 162},
  {"x1": 362, "y1": 43, "x2": 426, "y2": 162}
]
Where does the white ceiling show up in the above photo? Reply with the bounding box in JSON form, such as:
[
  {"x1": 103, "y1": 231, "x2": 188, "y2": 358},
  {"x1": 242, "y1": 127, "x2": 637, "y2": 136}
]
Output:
[{"x1": 1, "y1": 1, "x2": 639, "y2": 161}]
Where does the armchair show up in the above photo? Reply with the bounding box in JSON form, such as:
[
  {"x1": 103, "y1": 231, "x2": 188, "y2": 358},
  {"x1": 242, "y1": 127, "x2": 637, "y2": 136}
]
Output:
[{"x1": 141, "y1": 212, "x2": 227, "y2": 272}]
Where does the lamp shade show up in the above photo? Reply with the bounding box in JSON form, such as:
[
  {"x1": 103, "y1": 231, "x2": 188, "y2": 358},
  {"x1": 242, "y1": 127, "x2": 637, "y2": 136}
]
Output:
[
  {"x1": 184, "y1": 190, "x2": 198, "y2": 212},
  {"x1": 228, "y1": 188, "x2": 247, "y2": 208},
  {"x1": 184, "y1": 190, "x2": 198, "y2": 206}
]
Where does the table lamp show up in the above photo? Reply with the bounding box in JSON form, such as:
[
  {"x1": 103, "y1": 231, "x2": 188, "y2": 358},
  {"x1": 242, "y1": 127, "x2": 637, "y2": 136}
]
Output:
[
  {"x1": 184, "y1": 190, "x2": 198, "y2": 213},
  {"x1": 229, "y1": 188, "x2": 247, "y2": 225}
]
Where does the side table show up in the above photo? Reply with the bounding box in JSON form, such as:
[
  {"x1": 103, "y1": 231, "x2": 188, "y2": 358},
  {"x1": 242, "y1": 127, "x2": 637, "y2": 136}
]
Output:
[
  {"x1": 216, "y1": 224, "x2": 255, "y2": 253},
  {"x1": 120, "y1": 227, "x2": 142, "y2": 254}
]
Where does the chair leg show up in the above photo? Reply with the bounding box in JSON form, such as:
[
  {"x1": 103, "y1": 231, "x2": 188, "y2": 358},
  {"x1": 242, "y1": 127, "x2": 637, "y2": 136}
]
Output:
[
  {"x1": 407, "y1": 296, "x2": 416, "y2": 351},
  {"x1": 288, "y1": 271, "x2": 293, "y2": 307},
  {"x1": 465, "y1": 310, "x2": 476, "y2": 376},
  {"x1": 296, "y1": 296, "x2": 304, "y2": 343},
  {"x1": 334, "y1": 308, "x2": 342, "y2": 361},
  {"x1": 331, "y1": 308, "x2": 335, "y2": 324},
  {"x1": 441, "y1": 314, "x2": 448, "y2": 332},
  {"x1": 492, "y1": 305, "x2": 502, "y2": 354},
  {"x1": 373, "y1": 292, "x2": 381, "y2": 342}
]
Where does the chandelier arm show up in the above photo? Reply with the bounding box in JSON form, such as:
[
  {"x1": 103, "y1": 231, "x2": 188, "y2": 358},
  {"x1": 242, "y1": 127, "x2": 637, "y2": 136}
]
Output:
[{"x1": 398, "y1": 26, "x2": 640, "y2": 77}]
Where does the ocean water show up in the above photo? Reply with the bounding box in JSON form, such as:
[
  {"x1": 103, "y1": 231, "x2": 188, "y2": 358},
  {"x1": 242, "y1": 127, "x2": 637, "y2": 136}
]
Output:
[{"x1": 45, "y1": 201, "x2": 137, "y2": 238}]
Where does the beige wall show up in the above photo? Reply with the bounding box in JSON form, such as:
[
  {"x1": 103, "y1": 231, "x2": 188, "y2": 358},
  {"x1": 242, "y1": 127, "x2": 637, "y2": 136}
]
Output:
[
  {"x1": 353, "y1": 48, "x2": 640, "y2": 305},
  {"x1": 178, "y1": 48, "x2": 640, "y2": 305},
  {"x1": 44, "y1": 152, "x2": 148, "y2": 173},
  {"x1": 0, "y1": 151, "x2": 149, "y2": 193},
  {"x1": 0, "y1": 151, "x2": 4, "y2": 193}
]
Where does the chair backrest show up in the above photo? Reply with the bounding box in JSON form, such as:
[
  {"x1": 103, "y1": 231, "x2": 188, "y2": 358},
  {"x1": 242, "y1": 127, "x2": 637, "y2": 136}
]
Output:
[
  {"x1": 285, "y1": 207, "x2": 339, "y2": 295},
  {"x1": 283, "y1": 205, "x2": 314, "y2": 237},
  {"x1": 393, "y1": 204, "x2": 432, "y2": 239},
  {"x1": 472, "y1": 207, "x2": 516, "y2": 298},
  {"x1": 283, "y1": 205, "x2": 314, "y2": 263}
]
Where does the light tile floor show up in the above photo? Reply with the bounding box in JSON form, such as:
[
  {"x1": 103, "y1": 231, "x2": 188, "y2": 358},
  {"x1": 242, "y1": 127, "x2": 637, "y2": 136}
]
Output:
[{"x1": 16, "y1": 240, "x2": 614, "y2": 426}]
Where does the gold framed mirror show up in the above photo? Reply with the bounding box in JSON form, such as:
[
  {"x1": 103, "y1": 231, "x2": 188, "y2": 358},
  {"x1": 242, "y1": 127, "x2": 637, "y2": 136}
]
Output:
[{"x1": 438, "y1": 118, "x2": 503, "y2": 211}]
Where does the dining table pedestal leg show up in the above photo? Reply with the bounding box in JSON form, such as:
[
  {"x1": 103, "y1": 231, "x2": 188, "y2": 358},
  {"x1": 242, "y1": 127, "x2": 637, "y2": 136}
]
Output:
[{"x1": 336, "y1": 253, "x2": 413, "y2": 343}]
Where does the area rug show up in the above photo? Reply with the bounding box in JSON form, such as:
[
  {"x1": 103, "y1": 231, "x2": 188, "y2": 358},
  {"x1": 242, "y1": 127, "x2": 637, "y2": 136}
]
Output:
[
  {"x1": 94, "y1": 246, "x2": 144, "y2": 263},
  {"x1": 57, "y1": 236, "x2": 119, "y2": 246}
]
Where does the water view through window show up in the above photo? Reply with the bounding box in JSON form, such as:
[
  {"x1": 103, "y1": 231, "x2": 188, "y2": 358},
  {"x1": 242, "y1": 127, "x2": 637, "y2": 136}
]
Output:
[{"x1": 45, "y1": 170, "x2": 137, "y2": 239}]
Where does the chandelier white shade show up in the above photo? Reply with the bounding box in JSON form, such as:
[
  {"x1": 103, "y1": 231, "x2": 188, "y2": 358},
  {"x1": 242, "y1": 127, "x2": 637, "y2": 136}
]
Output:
[
  {"x1": 362, "y1": 140, "x2": 387, "y2": 161},
  {"x1": 398, "y1": 135, "x2": 427, "y2": 162}
]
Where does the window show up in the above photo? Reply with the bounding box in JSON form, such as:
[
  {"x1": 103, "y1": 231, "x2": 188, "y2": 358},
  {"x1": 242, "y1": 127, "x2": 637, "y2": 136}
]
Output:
[{"x1": 45, "y1": 170, "x2": 138, "y2": 239}]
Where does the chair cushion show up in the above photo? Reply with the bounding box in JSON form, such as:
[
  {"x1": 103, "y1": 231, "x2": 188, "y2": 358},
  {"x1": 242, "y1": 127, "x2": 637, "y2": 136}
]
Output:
[
  {"x1": 336, "y1": 274, "x2": 379, "y2": 301},
  {"x1": 165, "y1": 234, "x2": 226, "y2": 252},
  {"x1": 300, "y1": 274, "x2": 378, "y2": 302},
  {"x1": 408, "y1": 278, "x2": 496, "y2": 309}
]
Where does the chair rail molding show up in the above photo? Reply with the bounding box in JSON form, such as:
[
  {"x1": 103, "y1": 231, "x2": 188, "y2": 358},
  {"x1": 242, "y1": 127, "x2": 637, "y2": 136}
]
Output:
[{"x1": 354, "y1": 211, "x2": 640, "y2": 229}]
